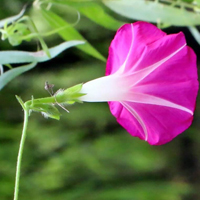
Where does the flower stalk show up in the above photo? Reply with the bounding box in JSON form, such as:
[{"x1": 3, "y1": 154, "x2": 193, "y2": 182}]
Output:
[{"x1": 14, "y1": 97, "x2": 29, "y2": 200}]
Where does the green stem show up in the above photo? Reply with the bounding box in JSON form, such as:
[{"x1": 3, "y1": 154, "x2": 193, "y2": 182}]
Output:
[
  {"x1": 25, "y1": 96, "x2": 56, "y2": 106},
  {"x1": 18, "y1": 16, "x2": 50, "y2": 57},
  {"x1": 13, "y1": 108, "x2": 29, "y2": 200}
]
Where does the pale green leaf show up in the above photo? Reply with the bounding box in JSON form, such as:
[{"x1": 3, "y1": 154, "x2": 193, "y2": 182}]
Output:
[
  {"x1": 0, "y1": 5, "x2": 26, "y2": 28},
  {"x1": 41, "y1": 8, "x2": 106, "y2": 61},
  {"x1": 103, "y1": 0, "x2": 200, "y2": 26},
  {"x1": 0, "y1": 40, "x2": 84, "y2": 90},
  {"x1": 0, "y1": 64, "x2": 3, "y2": 74},
  {"x1": 188, "y1": 26, "x2": 200, "y2": 45},
  {"x1": 0, "y1": 40, "x2": 84, "y2": 64},
  {"x1": 0, "y1": 62, "x2": 37, "y2": 90}
]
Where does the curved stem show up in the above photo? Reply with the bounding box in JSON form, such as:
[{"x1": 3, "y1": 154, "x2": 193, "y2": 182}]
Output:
[{"x1": 13, "y1": 108, "x2": 29, "y2": 200}]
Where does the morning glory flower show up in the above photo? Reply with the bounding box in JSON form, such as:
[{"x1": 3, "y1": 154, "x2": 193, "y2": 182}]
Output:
[{"x1": 79, "y1": 21, "x2": 199, "y2": 145}]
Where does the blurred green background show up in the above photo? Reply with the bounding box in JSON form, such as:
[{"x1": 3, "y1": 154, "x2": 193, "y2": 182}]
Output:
[{"x1": 0, "y1": 1, "x2": 200, "y2": 200}]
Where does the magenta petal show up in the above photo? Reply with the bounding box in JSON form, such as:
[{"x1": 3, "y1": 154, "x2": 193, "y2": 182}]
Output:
[
  {"x1": 106, "y1": 21, "x2": 166, "y2": 75},
  {"x1": 109, "y1": 101, "x2": 194, "y2": 145},
  {"x1": 106, "y1": 22, "x2": 199, "y2": 145},
  {"x1": 130, "y1": 46, "x2": 198, "y2": 112}
]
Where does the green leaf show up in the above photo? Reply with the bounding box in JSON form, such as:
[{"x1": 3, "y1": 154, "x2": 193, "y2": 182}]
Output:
[
  {"x1": 5, "y1": 23, "x2": 31, "y2": 46},
  {"x1": 0, "y1": 62, "x2": 37, "y2": 91},
  {"x1": 50, "y1": 0, "x2": 124, "y2": 30},
  {"x1": 103, "y1": 0, "x2": 200, "y2": 26},
  {"x1": 41, "y1": 8, "x2": 106, "y2": 61},
  {"x1": 0, "y1": 5, "x2": 26, "y2": 28},
  {"x1": 0, "y1": 40, "x2": 84, "y2": 64}
]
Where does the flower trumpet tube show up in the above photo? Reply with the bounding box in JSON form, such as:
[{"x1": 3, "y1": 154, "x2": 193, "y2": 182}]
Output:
[{"x1": 79, "y1": 22, "x2": 199, "y2": 145}]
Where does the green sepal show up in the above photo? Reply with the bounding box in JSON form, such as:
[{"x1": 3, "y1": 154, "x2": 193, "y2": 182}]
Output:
[
  {"x1": 29, "y1": 103, "x2": 61, "y2": 120},
  {"x1": 15, "y1": 95, "x2": 26, "y2": 111},
  {"x1": 64, "y1": 101, "x2": 75, "y2": 105},
  {"x1": 56, "y1": 83, "x2": 86, "y2": 104}
]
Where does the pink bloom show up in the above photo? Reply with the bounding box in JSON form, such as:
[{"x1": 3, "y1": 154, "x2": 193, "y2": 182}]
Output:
[{"x1": 79, "y1": 21, "x2": 199, "y2": 145}]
